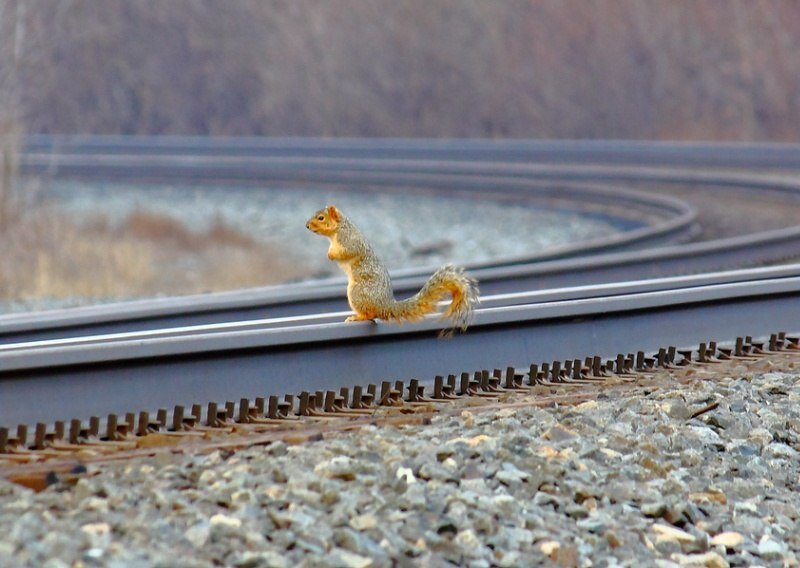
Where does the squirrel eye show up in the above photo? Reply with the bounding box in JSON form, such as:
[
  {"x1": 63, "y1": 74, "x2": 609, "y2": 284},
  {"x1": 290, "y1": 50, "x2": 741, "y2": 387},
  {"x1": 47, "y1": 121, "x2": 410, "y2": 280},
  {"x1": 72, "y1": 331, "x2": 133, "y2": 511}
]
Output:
[{"x1": 317, "y1": 215, "x2": 324, "y2": 221}]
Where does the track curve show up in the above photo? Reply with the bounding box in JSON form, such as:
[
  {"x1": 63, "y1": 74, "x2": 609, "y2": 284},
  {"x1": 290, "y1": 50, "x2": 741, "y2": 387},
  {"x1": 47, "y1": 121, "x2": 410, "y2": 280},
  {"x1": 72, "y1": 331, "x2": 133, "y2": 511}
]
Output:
[
  {"x1": 23, "y1": 135, "x2": 800, "y2": 170},
  {"x1": 7, "y1": 139, "x2": 800, "y2": 342},
  {"x1": 3, "y1": 137, "x2": 800, "y2": 448}
]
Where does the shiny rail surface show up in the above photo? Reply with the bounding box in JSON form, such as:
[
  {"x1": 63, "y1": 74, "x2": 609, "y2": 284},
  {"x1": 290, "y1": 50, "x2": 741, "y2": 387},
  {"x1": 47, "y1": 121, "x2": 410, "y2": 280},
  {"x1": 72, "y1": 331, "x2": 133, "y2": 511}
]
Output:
[{"x1": 2, "y1": 264, "x2": 798, "y2": 353}]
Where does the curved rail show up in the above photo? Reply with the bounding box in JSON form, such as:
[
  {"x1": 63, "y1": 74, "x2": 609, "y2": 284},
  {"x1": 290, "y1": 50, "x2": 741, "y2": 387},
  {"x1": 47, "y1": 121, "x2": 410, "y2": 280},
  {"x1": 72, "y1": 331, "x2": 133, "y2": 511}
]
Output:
[
  {"x1": 23, "y1": 135, "x2": 800, "y2": 169},
  {"x1": 26, "y1": 154, "x2": 698, "y2": 262},
  {"x1": 7, "y1": 148, "x2": 800, "y2": 342}
]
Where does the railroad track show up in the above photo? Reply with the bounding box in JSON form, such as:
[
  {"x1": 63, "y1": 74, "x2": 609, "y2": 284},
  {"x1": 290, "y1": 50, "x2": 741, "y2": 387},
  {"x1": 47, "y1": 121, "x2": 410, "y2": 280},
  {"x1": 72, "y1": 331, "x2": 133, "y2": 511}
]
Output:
[
  {"x1": 9, "y1": 141, "x2": 800, "y2": 342},
  {"x1": 5, "y1": 341, "x2": 798, "y2": 492},
  {"x1": 1, "y1": 325, "x2": 797, "y2": 471},
  {"x1": 2, "y1": 264, "x2": 798, "y2": 352},
  {"x1": 1, "y1": 266, "x2": 799, "y2": 438},
  {"x1": 2, "y1": 138, "x2": 800, "y2": 466},
  {"x1": 23, "y1": 135, "x2": 800, "y2": 169}
]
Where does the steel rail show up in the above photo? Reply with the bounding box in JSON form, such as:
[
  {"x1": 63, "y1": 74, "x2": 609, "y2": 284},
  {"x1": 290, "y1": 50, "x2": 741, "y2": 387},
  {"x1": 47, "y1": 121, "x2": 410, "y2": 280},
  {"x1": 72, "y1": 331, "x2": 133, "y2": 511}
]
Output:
[
  {"x1": 1, "y1": 276, "x2": 798, "y2": 429},
  {"x1": 18, "y1": 152, "x2": 800, "y2": 193},
  {"x1": 2, "y1": 264, "x2": 799, "y2": 353},
  {"x1": 23, "y1": 135, "x2": 800, "y2": 170},
  {"x1": 6, "y1": 218, "x2": 798, "y2": 346}
]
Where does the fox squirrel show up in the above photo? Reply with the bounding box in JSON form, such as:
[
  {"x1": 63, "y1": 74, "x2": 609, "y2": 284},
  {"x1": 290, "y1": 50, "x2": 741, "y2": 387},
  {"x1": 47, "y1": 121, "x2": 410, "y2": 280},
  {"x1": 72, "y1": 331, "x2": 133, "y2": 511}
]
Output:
[{"x1": 306, "y1": 205, "x2": 479, "y2": 334}]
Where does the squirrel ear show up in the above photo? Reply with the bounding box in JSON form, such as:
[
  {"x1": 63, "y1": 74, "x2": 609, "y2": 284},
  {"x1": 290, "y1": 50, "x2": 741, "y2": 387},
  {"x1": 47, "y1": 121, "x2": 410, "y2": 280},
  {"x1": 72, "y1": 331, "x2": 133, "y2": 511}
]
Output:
[{"x1": 326, "y1": 205, "x2": 340, "y2": 221}]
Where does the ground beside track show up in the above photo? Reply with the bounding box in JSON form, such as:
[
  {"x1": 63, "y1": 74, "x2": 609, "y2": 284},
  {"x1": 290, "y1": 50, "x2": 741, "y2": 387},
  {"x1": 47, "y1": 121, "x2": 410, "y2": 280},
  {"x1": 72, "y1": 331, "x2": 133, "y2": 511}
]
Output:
[
  {"x1": 1, "y1": 178, "x2": 621, "y2": 314},
  {"x1": 12, "y1": 169, "x2": 800, "y2": 315},
  {"x1": 638, "y1": 177, "x2": 800, "y2": 242},
  {"x1": 1, "y1": 353, "x2": 798, "y2": 567}
]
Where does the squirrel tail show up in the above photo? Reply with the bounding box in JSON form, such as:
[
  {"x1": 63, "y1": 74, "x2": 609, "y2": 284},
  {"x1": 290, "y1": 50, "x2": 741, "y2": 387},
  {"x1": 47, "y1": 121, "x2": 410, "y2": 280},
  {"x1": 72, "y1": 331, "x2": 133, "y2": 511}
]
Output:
[{"x1": 385, "y1": 264, "x2": 479, "y2": 335}]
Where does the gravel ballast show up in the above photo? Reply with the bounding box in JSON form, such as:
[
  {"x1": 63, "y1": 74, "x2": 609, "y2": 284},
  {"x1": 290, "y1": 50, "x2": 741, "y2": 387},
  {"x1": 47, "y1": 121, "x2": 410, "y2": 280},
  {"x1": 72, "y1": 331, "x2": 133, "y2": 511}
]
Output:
[{"x1": 1, "y1": 355, "x2": 799, "y2": 567}]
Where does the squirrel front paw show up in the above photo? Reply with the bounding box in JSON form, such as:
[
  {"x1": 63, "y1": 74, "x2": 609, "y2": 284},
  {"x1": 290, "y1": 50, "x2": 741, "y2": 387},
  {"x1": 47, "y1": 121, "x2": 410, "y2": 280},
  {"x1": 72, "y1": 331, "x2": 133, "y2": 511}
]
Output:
[{"x1": 345, "y1": 315, "x2": 376, "y2": 323}]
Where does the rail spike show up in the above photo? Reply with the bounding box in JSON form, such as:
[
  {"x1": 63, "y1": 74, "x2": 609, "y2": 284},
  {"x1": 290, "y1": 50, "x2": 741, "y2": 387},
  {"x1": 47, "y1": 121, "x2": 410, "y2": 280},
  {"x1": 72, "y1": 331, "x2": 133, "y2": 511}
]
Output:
[{"x1": 0, "y1": 331, "x2": 797, "y2": 462}]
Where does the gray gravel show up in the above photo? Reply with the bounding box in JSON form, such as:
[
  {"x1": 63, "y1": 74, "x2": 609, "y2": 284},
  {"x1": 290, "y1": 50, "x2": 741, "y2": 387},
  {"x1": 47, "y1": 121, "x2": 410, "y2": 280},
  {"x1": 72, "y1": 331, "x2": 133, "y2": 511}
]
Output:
[
  {"x1": 42, "y1": 180, "x2": 621, "y2": 275},
  {"x1": 1, "y1": 367, "x2": 799, "y2": 567}
]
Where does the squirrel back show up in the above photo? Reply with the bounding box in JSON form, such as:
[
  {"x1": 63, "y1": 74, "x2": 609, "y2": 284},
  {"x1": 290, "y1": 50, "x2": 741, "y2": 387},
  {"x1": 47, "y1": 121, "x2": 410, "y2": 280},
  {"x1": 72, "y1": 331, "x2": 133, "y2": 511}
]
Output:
[{"x1": 306, "y1": 205, "x2": 479, "y2": 334}]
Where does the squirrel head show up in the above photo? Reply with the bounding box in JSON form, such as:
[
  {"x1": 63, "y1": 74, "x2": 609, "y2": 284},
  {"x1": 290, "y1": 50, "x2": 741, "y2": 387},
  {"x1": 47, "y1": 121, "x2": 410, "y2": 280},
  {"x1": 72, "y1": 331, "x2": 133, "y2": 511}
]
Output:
[{"x1": 306, "y1": 205, "x2": 342, "y2": 236}]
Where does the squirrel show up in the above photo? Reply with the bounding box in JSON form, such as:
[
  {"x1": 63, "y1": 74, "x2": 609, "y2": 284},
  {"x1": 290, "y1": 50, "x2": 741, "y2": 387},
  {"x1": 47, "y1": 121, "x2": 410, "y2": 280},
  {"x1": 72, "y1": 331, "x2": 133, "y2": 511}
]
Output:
[{"x1": 306, "y1": 205, "x2": 479, "y2": 335}]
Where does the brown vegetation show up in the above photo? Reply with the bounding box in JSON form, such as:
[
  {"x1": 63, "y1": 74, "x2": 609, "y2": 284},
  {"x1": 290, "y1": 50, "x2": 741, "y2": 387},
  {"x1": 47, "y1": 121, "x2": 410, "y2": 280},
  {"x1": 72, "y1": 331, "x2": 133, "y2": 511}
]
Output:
[
  {"x1": 0, "y1": 1, "x2": 22, "y2": 228},
  {"x1": 8, "y1": 0, "x2": 800, "y2": 141},
  {"x1": 0, "y1": 205, "x2": 310, "y2": 307},
  {"x1": 110, "y1": 211, "x2": 259, "y2": 252}
]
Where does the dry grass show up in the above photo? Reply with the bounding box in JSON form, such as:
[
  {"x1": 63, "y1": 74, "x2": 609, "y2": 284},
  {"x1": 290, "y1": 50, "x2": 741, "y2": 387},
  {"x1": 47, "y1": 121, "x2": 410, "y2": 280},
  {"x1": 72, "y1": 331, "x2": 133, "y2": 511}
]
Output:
[{"x1": 0, "y1": 206, "x2": 312, "y2": 307}]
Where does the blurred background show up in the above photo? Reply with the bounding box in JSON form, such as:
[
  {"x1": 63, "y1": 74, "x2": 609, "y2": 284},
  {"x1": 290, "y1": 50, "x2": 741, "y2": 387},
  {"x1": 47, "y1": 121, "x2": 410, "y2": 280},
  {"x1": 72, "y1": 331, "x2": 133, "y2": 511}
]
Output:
[
  {"x1": 0, "y1": 0, "x2": 798, "y2": 311},
  {"x1": 3, "y1": 0, "x2": 799, "y2": 139}
]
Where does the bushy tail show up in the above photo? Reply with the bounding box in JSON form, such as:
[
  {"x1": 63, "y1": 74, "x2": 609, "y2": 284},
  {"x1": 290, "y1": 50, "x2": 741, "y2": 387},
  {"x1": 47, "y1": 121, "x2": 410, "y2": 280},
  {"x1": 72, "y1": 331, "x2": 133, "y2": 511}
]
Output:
[{"x1": 384, "y1": 264, "x2": 479, "y2": 335}]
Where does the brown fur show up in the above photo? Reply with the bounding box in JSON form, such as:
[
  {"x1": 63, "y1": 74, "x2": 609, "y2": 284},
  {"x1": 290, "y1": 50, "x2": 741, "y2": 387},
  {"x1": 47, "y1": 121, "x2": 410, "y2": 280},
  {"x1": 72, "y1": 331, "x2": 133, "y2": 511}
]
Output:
[{"x1": 307, "y1": 205, "x2": 479, "y2": 334}]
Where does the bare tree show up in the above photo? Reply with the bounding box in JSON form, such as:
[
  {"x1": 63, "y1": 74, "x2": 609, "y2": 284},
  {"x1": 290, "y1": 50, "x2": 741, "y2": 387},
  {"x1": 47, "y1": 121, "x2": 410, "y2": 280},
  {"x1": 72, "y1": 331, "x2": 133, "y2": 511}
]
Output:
[
  {"x1": 10, "y1": 0, "x2": 800, "y2": 141},
  {"x1": 0, "y1": 0, "x2": 25, "y2": 229}
]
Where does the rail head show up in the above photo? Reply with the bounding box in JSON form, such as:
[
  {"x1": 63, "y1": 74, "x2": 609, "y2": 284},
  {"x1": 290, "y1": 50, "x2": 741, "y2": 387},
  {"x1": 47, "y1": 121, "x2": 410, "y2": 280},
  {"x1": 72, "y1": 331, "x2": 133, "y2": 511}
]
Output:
[
  {"x1": 2, "y1": 275, "x2": 798, "y2": 374},
  {"x1": 3, "y1": 263, "x2": 800, "y2": 353}
]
